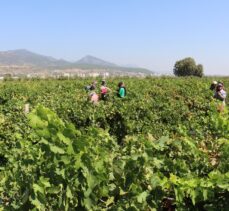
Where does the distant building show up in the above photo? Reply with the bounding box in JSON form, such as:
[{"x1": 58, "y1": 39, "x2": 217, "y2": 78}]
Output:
[
  {"x1": 88, "y1": 72, "x2": 100, "y2": 77},
  {"x1": 63, "y1": 73, "x2": 70, "y2": 78}
]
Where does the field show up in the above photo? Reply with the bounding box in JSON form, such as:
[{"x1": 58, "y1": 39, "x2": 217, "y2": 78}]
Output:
[{"x1": 0, "y1": 77, "x2": 229, "y2": 210}]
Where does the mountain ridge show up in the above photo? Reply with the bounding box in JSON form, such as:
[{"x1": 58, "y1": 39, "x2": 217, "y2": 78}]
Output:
[
  {"x1": 0, "y1": 49, "x2": 70, "y2": 67},
  {"x1": 76, "y1": 55, "x2": 117, "y2": 67},
  {"x1": 0, "y1": 49, "x2": 153, "y2": 74}
]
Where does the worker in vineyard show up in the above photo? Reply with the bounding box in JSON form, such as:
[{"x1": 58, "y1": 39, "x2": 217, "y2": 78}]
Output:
[
  {"x1": 85, "y1": 81, "x2": 99, "y2": 104},
  {"x1": 100, "y1": 80, "x2": 111, "y2": 101},
  {"x1": 88, "y1": 91, "x2": 99, "y2": 104},
  {"x1": 213, "y1": 83, "x2": 227, "y2": 111},
  {"x1": 117, "y1": 81, "x2": 126, "y2": 98},
  {"x1": 85, "y1": 81, "x2": 97, "y2": 92}
]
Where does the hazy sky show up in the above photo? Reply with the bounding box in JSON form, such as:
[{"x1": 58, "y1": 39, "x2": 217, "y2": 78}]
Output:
[{"x1": 1, "y1": 0, "x2": 229, "y2": 75}]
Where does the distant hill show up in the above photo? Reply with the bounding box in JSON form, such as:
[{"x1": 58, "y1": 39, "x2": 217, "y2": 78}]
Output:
[
  {"x1": 0, "y1": 49, "x2": 70, "y2": 67},
  {"x1": 0, "y1": 49, "x2": 153, "y2": 74},
  {"x1": 76, "y1": 55, "x2": 117, "y2": 67}
]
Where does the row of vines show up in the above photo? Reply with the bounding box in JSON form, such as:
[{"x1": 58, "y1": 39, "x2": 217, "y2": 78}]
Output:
[{"x1": 0, "y1": 77, "x2": 228, "y2": 210}]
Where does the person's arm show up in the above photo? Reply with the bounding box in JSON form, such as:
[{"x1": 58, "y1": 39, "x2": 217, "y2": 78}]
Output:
[
  {"x1": 107, "y1": 87, "x2": 112, "y2": 92},
  {"x1": 216, "y1": 90, "x2": 226, "y2": 101},
  {"x1": 219, "y1": 90, "x2": 226, "y2": 99}
]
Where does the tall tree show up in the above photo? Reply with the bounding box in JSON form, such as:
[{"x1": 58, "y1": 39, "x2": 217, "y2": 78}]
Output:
[{"x1": 173, "y1": 57, "x2": 203, "y2": 77}]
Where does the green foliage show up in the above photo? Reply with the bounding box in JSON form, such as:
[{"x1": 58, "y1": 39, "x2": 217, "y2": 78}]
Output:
[
  {"x1": 174, "y1": 57, "x2": 204, "y2": 77},
  {"x1": 0, "y1": 77, "x2": 228, "y2": 210},
  {"x1": 1, "y1": 105, "x2": 119, "y2": 210}
]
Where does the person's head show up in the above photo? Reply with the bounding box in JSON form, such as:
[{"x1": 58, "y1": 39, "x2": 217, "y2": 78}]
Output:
[
  {"x1": 218, "y1": 82, "x2": 225, "y2": 89},
  {"x1": 90, "y1": 85, "x2": 95, "y2": 90},
  {"x1": 118, "y1": 81, "x2": 124, "y2": 88},
  {"x1": 101, "y1": 80, "x2": 106, "y2": 86},
  {"x1": 218, "y1": 81, "x2": 224, "y2": 86},
  {"x1": 216, "y1": 83, "x2": 223, "y2": 91},
  {"x1": 90, "y1": 81, "x2": 97, "y2": 90}
]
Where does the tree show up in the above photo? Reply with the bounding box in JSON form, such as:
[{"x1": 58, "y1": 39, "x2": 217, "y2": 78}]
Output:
[{"x1": 173, "y1": 57, "x2": 203, "y2": 77}]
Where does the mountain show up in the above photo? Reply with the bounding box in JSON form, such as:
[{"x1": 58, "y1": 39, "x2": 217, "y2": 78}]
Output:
[
  {"x1": 0, "y1": 49, "x2": 153, "y2": 74},
  {"x1": 0, "y1": 49, "x2": 70, "y2": 67},
  {"x1": 75, "y1": 55, "x2": 152, "y2": 74},
  {"x1": 76, "y1": 55, "x2": 117, "y2": 67}
]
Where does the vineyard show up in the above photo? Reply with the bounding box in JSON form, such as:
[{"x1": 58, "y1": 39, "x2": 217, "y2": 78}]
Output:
[{"x1": 0, "y1": 77, "x2": 228, "y2": 210}]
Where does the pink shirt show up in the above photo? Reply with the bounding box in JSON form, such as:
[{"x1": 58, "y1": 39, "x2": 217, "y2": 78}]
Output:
[
  {"x1": 101, "y1": 86, "x2": 108, "y2": 94},
  {"x1": 90, "y1": 93, "x2": 99, "y2": 103}
]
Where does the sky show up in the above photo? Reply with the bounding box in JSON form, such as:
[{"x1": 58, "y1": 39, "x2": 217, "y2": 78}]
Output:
[{"x1": 0, "y1": 0, "x2": 229, "y2": 75}]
